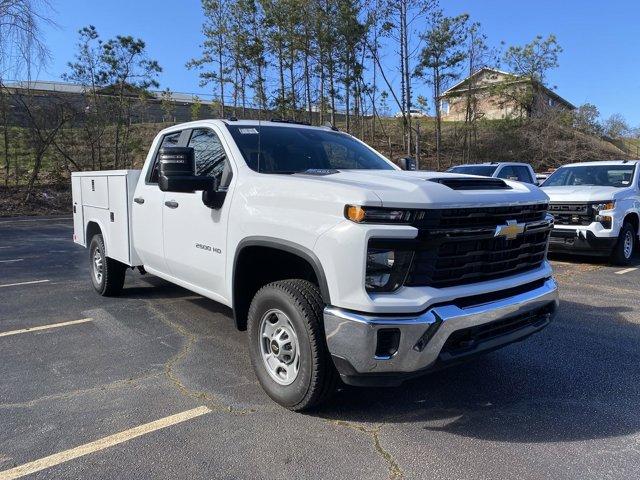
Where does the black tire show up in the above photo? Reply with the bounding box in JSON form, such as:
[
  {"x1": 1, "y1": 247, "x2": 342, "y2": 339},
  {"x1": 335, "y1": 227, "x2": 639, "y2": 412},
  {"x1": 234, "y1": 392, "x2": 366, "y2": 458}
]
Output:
[
  {"x1": 247, "y1": 279, "x2": 338, "y2": 411},
  {"x1": 611, "y1": 222, "x2": 637, "y2": 266},
  {"x1": 89, "y1": 234, "x2": 126, "y2": 296}
]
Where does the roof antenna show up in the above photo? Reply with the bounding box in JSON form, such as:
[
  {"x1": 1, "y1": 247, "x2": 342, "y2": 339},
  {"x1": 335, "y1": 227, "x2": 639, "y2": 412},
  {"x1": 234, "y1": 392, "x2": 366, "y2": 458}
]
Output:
[{"x1": 257, "y1": 102, "x2": 262, "y2": 174}]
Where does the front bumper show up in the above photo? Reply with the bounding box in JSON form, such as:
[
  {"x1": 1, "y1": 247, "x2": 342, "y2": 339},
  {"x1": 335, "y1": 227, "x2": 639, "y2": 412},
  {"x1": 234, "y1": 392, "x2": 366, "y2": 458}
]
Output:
[
  {"x1": 549, "y1": 228, "x2": 616, "y2": 254},
  {"x1": 324, "y1": 277, "x2": 559, "y2": 386}
]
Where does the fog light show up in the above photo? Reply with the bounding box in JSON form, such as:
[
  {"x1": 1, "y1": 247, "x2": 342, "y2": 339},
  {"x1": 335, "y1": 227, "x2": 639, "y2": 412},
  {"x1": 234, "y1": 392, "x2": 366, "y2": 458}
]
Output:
[
  {"x1": 596, "y1": 215, "x2": 612, "y2": 229},
  {"x1": 375, "y1": 328, "x2": 400, "y2": 358}
]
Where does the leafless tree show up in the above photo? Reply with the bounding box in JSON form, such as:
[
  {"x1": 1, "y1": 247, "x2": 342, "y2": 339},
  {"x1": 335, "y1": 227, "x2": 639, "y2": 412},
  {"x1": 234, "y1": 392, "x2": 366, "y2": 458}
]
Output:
[{"x1": 0, "y1": 0, "x2": 53, "y2": 186}]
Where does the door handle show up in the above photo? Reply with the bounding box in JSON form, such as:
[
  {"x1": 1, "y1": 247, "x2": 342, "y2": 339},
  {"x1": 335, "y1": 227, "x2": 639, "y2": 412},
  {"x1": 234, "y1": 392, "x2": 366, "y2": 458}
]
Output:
[
  {"x1": 164, "y1": 200, "x2": 179, "y2": 209},
  {"x1": 134, "y1": 197, "x2": 145, "y2": 204}
]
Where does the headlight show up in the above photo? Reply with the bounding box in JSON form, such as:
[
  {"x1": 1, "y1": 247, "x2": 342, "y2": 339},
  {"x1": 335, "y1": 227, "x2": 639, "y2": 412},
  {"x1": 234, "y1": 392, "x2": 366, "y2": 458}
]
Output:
[
  {"x1": 592, "y1": 201, "x2": 615, "y2": 212},
  {"x1": 345, "y1": 205, "x2": 416, "y2": 224},
  {"x1": 365, "y1": 248, "x2": 413, "y2": 292}
]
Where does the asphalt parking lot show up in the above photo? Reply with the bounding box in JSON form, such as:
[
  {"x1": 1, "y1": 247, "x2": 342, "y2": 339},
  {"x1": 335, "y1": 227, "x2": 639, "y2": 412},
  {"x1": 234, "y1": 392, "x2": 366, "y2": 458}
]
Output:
[{"x1": 0, "y1": 216, "x2": 639, "y2": 480}]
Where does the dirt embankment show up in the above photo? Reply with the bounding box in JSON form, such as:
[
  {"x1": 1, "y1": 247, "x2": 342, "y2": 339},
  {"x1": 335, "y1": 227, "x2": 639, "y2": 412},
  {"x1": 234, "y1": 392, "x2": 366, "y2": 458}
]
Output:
[{"x1": 0, "y1": 184, "x2": 72, "y2": 217}]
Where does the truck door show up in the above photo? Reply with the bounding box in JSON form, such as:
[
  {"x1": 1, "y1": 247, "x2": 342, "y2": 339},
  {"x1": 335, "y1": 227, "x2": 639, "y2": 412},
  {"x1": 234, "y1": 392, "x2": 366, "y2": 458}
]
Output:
[
  {"x1": 132, "y1": 130, "x2": 187, "y2": 275},
  {"x1": 162, "y1": 127, "x2": 234, "y2": 298}
]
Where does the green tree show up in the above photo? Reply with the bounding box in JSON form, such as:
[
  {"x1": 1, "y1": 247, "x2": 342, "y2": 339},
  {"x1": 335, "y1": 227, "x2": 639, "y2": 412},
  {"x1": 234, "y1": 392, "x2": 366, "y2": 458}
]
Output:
[
  {"x1": 188, "y1": 0, "x2": 231, "y2": 117},
  {"x1": 417, "y1": 11, "x2": 468, "y2": 168},
  {"x1": 461, "y1": 21, "x2": 495, "y2": 161},
  {"x1": 160, "y1": 88, "x2": 175, "y2": 122},
  {"x1": 503, "y1": 34, "x2": 562, "y2": 85},
  {"x1": 100, "y1": 35, "x2": 161, "y2": 168},
  {"x1": 337, "y1": 0, "x2": 366, "y2": 132},
  {"x1": 499, "y1": 35, "x2": 562, "y2": 118},
  {"x1": 191, "y1": 95, "x2": 203, "y2": 120},
  {"x1": 63, "y1": 25, "x2": 108, "y2": 170}
]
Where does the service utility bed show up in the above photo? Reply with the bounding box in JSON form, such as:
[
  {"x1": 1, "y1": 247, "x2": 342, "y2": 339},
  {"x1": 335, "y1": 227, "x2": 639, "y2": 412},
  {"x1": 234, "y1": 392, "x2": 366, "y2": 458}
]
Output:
[{"x1": 71, "y1": 170, "x2": 142, "y2": 267}]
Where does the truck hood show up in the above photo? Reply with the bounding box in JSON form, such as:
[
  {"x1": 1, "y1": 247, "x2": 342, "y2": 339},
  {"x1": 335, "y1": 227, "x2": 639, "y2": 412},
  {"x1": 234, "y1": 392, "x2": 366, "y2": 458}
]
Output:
[
  {"x1": 541, "y1": 185, "x2": 626, "y2": 203},
  {"x1": 294, "y1": 170, "x2": 548, "y2": 208}
]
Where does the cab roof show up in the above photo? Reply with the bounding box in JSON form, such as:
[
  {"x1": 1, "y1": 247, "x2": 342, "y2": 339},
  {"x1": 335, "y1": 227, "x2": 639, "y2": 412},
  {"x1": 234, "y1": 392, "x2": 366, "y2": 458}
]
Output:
[{"x1": 561, "y1": 160, "x2": 640, "y2": 167}]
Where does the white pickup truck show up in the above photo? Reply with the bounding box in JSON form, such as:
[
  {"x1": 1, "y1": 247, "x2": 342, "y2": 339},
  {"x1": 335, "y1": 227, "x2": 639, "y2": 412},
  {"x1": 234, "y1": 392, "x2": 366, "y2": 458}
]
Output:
[
  {"x1": 541, "y1": 160, "x2": 640, "y2": 264},
  {"x1": 72, "y1": 119, "x2": 559, "y2": 410}
]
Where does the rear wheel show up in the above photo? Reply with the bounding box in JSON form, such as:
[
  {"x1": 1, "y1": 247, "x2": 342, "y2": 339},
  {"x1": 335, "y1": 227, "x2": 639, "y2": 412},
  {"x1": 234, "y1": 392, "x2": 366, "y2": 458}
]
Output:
[
  {"x1": 611, "y1": 222, "x2": 637, "y2": 266},
  {"x1": 89, "y1": 234, "x2": 126, "y2": 296},
  {"x1": 247, "y1": 279, "x2": 338, "y2": 411}
]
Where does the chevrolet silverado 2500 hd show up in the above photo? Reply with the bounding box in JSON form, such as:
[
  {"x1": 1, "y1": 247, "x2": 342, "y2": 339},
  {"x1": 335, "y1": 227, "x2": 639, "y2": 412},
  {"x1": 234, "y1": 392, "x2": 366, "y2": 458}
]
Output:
[
  {"x1": 541, "y1": 160, "x2": 639, "y2": 264},
  {"x1": 72, "y1": 119, "x2": 559, "y2": 410}
]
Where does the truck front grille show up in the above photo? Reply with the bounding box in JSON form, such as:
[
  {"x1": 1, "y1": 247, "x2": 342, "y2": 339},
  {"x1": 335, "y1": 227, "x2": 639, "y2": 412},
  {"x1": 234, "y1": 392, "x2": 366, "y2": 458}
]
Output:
[
  {"x1": 548, "y1": 203, "x2": 594, "y2": 226},
  {"x1": 401, "y1": 204, "x2": 552, "y2": 288},
  {"x1": 412, "y1": 203, "x2": 548, "y2": 230}
]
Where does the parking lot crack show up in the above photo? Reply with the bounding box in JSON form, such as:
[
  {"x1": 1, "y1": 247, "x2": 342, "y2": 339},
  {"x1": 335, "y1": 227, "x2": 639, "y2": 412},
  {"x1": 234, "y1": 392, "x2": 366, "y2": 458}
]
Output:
[
  {"x1": 329, "y1": 420, "x2": 403, "y2": 480},
  {"x1": 146, "y1": 303, "x2": 256, "y2": 416}
]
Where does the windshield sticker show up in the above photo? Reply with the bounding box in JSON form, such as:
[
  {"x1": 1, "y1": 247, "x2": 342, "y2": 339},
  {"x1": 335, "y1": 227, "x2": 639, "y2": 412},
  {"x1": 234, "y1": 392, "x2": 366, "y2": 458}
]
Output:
[{"x1": 238, "y1": 128, "x2": 259, "y2": 134}]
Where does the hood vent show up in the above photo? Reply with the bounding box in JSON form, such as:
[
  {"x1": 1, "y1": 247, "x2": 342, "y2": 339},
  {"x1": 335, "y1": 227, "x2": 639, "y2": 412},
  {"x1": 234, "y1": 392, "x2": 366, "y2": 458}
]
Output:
[{"x1": 428, "y1": 177, "x2": 512, "y2": 190}]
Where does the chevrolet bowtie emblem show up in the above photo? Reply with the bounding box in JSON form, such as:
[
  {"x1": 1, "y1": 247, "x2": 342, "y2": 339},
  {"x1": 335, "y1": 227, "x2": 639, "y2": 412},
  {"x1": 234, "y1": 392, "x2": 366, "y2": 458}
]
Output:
[{"x1": 494, "y1": 220, "x2": 525, "y2": 240}]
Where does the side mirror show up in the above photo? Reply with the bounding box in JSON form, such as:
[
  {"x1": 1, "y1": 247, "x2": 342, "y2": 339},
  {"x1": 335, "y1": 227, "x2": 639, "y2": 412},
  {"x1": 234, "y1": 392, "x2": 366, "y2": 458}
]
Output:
[
  {"x1": 398, "y1": 157, "x2": 417, "y2": 171},
  {"x1": 159, "y1": 147, "x2": 198, "y2": 192},
  {"x1": 158, "y1": 146, "x2": 225, "y2": 209}
]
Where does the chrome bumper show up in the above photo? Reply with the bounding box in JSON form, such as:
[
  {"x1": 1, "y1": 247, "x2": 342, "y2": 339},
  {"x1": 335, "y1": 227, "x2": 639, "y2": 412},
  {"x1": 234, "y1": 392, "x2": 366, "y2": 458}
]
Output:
[{"x1": 324, "y1": 278, "x2": 559, "y2": 379}]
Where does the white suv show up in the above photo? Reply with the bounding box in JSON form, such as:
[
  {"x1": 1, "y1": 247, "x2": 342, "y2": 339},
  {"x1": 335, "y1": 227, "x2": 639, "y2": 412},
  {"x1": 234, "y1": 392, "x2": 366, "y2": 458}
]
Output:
[{"x1": 541, "y1": 160, "x2": 640, "y2": 264}]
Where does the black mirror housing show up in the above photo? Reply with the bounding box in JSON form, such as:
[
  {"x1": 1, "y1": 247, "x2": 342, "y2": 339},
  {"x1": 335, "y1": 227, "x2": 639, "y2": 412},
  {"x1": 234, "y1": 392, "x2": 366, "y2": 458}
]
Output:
[
  {"x1": 157, "y1": 145, "x2": 226, "y2": 208},
  {"x1": 399, "y1": 157, "x2": 417, "y2": 171},
  {"x1": 159, "y1": 146, "x2": 195, "y2": 176},
  {"x1": 159, "y1": 175, "x2": 216, "y2": 193}
]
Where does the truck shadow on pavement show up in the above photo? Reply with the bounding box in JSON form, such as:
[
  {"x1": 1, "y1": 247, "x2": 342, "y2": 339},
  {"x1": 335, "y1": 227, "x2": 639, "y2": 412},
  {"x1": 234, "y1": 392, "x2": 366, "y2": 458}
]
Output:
[
  {"x1": 119, "y1": 276, "x2": 640, "y2": 443},
  {"x1": 317, "y1": 300, "x2": 640, "y2": 444}
]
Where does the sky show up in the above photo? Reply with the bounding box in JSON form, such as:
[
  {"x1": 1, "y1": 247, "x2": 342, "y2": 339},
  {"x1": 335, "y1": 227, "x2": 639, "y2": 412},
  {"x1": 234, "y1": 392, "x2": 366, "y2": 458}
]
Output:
[{"x1": 32, "y1": 0, "x2": 640, "y2": 125}]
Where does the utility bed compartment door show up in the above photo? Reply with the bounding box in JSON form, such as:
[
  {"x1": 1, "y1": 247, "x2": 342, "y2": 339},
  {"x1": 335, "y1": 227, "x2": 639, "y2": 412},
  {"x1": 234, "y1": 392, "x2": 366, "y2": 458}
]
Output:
[
  {"x1": 107, "y1": 175, "x2": 131, "y2": 265},
  {"x1": 81, "y1": 176, "x2": 109, "y2": 209},
  {"x1": 71, "y1": 175, "x2": 85, "y2": 246}
]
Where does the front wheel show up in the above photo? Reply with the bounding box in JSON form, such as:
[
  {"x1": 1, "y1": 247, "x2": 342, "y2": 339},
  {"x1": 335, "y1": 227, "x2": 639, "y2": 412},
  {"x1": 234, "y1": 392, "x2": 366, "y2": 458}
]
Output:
[
  {"x1": 611, "y1": 222, "x2": 637, "y2": 266},
  {"x1": 247, "y1": 280, "x2": 338, "y2": 411},
  {"x1": 89, "y1": 234, "x2": 127, "y2": 296}
]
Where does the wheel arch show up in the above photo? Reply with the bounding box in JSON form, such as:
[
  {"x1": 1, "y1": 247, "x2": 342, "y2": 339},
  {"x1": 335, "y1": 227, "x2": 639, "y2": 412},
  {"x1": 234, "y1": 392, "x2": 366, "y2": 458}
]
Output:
[
  {"x1": 232, "y1": 237, "x2": 331, "y2": 331},
  {"x1": 85, "y1": 220, "x2": 107, "y2": 253},
  {"x1": 623, "y1": 211, "x2": 639, "y2": 235}
]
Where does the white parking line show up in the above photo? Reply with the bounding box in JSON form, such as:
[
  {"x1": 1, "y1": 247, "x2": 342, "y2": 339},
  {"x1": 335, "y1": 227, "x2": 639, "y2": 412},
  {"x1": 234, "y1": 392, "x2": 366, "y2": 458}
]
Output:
[
  {"x1": 615, "y1": 267, "x2": 638, "y2": 275},
  {"x1": 0, "y1": 259, "x2": 23, "y2": 263},
  {"x1": 0, "y1": 279, "x2": 49, "y2": 289},
  {"x1": 0, "y1": 318, "x2": 93, "y2": 338},
  {"x1": 0, "y1": 406, "x2": 211, "y2": 480}
]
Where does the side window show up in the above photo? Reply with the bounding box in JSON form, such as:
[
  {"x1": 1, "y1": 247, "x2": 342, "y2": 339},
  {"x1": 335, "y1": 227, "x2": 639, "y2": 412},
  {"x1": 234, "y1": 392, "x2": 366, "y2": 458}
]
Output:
[
  {"x1": 148, "y1": 131, "x2": 181, "y2": 183},
  {"x1": 188, "y1": 128, "x2": 232, "y2": 187},
  {"x1": 497, "y1": 166, "x2": 517, "y2": 181},
  {"x1": 515, "y1": 166, "x2": 534, "y2": 184}
]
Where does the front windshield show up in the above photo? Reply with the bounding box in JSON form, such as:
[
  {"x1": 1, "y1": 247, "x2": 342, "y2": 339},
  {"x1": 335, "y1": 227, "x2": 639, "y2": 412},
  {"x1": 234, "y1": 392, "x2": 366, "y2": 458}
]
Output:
[
  {"x1": 448, "y1": 165, "x2": 498, "y2": 176},
  {"x1": 226, "y1": 125, "x2": 395, "y2": 173},
  {"x1": 543, "y1": 164, "x2": 636, "y2": 187}
]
